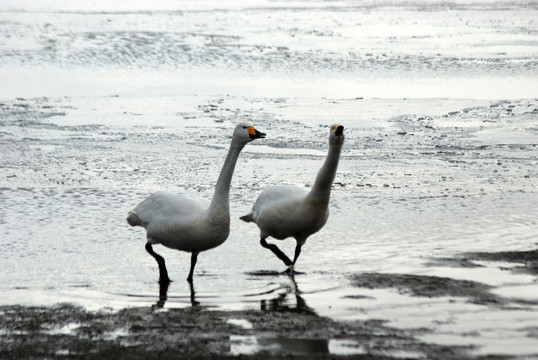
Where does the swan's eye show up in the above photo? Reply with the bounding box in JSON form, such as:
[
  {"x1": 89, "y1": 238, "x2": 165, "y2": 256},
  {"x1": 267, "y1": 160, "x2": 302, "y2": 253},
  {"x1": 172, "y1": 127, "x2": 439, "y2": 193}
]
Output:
[{"x1": 243, "y1": 126, "x2": 247, "y2": 129}]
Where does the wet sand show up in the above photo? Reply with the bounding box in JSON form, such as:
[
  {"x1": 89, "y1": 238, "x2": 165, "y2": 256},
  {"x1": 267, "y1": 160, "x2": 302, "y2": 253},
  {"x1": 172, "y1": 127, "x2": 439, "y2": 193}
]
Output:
[
  {"x1": 0, "y1": 300, "x2": 477, "y2": 359},
  {"x1": 0, "y1": 304, "x2": 435, "y2": 359}
]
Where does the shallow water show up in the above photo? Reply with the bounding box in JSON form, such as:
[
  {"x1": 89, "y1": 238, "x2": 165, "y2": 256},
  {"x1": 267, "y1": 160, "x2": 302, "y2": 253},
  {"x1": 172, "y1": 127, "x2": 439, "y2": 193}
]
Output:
[{"x1": 1, "y1": 0, "x2": 537, "y2": 357}]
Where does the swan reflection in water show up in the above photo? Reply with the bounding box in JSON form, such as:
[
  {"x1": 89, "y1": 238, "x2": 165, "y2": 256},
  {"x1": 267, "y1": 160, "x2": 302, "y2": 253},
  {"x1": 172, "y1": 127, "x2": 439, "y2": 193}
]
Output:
[
  {"x1": 152, "y1": 274, "x2": 331, "y2": 355},
  {"x1": 152, "y1": 281, "x2": 199, "y2": 308},
  {"x1": 258, "y1": 274, "x2": 329, "y2": 355},
  {"x1": 260, "y1": 274, "x2": 315, "y2": 315},
  {"x1": 152, "y1": 271, "x2": 311, "y2": 312}
]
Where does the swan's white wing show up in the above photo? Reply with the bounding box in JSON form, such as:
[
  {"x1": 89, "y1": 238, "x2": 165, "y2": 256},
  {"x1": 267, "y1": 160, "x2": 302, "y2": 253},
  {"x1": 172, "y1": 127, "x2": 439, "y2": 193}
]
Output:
[
  {"x1": 240, "y1": 185, "x2": 304, "y2": 222},
  {"x1": 129, "y1": 191, "x2": 209, "y2": 228},
  {"x1": 129, "y1": 192, "x2": 227, "y2": 251},
  {"x1": 249, "y1": 185, "x2": 325, "y2": 240},
  {"x1": 252, "y1": 185, "x2": 308, "y2": 211}
]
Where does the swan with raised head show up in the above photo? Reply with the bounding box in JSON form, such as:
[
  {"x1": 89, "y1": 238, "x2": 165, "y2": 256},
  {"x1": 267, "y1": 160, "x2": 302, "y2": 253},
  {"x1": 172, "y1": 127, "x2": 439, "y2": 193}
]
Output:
[
  {"x1": 241, "y1": 125, "x2": 344, "y2": 273},
  {"x1": 127, "y1": 122, "x2": 265, "y2": 283}
]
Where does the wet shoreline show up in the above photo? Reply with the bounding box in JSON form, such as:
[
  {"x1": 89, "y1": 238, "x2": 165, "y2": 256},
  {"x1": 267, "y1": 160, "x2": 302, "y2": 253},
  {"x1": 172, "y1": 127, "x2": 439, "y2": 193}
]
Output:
[
  {"x1": 1, "y1": 249, "x2": 536, "y2": 359},
  {"x1": 0, "y1": 304, "x2": 456, "y2": 359}
]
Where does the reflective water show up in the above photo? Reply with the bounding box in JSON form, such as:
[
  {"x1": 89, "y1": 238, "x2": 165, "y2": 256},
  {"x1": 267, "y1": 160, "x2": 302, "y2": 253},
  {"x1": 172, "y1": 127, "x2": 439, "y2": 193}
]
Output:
[{"x1": 1, "y1": 0, "x2": 537, "y2": 357}]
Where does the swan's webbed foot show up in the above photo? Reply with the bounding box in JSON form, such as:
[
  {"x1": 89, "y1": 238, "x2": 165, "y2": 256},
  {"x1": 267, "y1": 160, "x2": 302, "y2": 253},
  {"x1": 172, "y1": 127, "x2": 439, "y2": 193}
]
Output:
[{"x1": 283, "y1": 266, "x2": 305, "y2": 276}]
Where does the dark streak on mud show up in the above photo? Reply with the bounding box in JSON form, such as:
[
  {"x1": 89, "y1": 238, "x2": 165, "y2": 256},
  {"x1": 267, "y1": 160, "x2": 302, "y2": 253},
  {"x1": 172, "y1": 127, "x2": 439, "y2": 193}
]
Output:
[
  {"x1": 426, "y1": 257, "x2": 486, "y2": 269},
  {"x1": 428, "y1": 249, "x2": 538, "y2": 276},
  {"x1": 351, "y1": 249, "x2": 538, "y2": 306},
  {"x1": 349, "y1": 273, "x2": 503, "y2": 305},
  {"x1": 464, "y1": 249, "x2": 538, "y2": 275}
]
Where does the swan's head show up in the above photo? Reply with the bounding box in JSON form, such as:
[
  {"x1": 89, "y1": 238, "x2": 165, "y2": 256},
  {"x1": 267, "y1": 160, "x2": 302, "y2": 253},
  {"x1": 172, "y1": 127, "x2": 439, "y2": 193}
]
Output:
[
  {"x1": 329, "y1": 124, "x2": 345, "y2": 146},
  {"x1": 234, "y1": 122, "x2": 266, "y2": 143}
]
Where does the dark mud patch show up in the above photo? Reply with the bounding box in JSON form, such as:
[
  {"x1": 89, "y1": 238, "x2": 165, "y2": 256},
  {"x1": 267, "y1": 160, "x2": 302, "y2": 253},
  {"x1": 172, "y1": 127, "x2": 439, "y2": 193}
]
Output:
[
  {"x1": 0, "y1": 303, "x2": 477, "y2": 359},
  {"x1": 428, "y1": 249, "x2": 538, "y2": 276},
  {"x1": 245, "y1": 270, "x2": 307, "y2": 278},
  {"x1": 245, "y1": 270, "x2": 286, "y2": 277},
  {"x1": 464, "y1": 249, "x2": 538, "y2": 275},
  {"x1": 349, "y1": 273, "x2": 503, "y2": 305},
  {"x1": 426, "y1": 257, "x2": 486, "y2": 269}
]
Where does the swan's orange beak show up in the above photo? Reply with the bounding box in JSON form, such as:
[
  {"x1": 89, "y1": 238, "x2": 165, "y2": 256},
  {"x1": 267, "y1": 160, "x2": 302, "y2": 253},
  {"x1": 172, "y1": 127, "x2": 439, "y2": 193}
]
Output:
[{"x1": 248, "y1": 126, "x2": 266, "y2": 139}]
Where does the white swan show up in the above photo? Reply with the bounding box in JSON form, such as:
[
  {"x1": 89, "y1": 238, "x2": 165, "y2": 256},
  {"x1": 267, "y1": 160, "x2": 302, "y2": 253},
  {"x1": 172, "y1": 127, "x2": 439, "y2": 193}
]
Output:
[
  {"x1": 127, "y1": 122, "x2": 265, "y2": 283},
  {"x1": 241, "y1": 125, "x2": 344, "y2": 272}
]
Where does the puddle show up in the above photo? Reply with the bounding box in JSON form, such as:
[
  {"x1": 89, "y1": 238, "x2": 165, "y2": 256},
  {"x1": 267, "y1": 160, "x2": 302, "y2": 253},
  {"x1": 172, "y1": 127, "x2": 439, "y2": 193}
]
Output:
[
  {"x1": 230, "y1": 335, "x2": 259, "y2": 356},
  {"x1": 329, "y1": 339, "x2": 367, "y2": 356},
  {"x1": 227, "y1": 318, "x2": 253, "y2": 329},
  {"x1": 44, "y1": 322, "x2": 80, "y2": 336},
  {"x1": 230, "y1": 335, "x2": 364, "y2": 356}
]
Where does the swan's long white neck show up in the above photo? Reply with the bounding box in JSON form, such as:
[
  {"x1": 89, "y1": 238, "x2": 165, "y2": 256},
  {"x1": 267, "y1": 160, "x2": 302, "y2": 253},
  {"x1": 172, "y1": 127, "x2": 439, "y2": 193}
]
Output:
[
  {"x1": 208, "y1": 139, "x2": 245, "y2": 218},
  {"x1": 307, "y1": 142, "x2": 342, "y2": 205}
]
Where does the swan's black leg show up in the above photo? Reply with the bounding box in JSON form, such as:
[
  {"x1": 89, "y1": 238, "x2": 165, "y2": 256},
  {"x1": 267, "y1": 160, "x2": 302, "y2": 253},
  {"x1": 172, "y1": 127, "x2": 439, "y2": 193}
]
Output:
[
  {"x1": 260, "y1": 238, "x2": 293, "y2": 266},
  {"x1": 187, "y1": 252, "x2": 199, "y2": 283},
  {"x1": 153, "y1": 279, "x2": 170, "y2": 308},
  {"x1": 284, "y1": 243, "x2": 303, "y2": 275},
  {"x1": 145, "y1": 243, "x2": 171, "y2": 284},
  {"x1": 292, "y1": 243, "x2": 302, "y2": 265},
  {"x1": 189, "y1": 282, "x2": 199, "y2": 306}
]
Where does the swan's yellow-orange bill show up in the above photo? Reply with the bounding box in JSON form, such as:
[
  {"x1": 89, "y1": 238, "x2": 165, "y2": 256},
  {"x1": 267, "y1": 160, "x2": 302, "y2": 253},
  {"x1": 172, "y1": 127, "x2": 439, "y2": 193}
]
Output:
[
  {"x1": 247, "y1": 126, "x2": 257, "y2": 135},
  {"x1": 333, "y1": 125, "x2": 344, "y2": 135}
]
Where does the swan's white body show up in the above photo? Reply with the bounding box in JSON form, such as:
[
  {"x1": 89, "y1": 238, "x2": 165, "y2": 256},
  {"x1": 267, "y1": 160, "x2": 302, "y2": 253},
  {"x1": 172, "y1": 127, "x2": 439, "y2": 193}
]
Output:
[
  {"x1": 128, "y1": 192, "x2": 224, "y2": 252},
  {"x1": 241, "y1": 125, "x2": 344, "y2": 271},
  {"x1": 243, "y1": 185, "x2": 327, "y2": 242},
  {"x1": 128, "y1": 122, "x2": 265, "y2": 282}
]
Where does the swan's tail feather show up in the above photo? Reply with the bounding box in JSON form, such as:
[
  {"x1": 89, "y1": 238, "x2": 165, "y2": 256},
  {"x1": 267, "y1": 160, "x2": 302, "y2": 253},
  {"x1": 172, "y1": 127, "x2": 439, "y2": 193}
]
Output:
[
  {"x1": 127, "y1": 211, "x2": 142, "y2": 227},
  {"x1": 240, "y1": 213, "x2": 254, "y2": 222}
]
